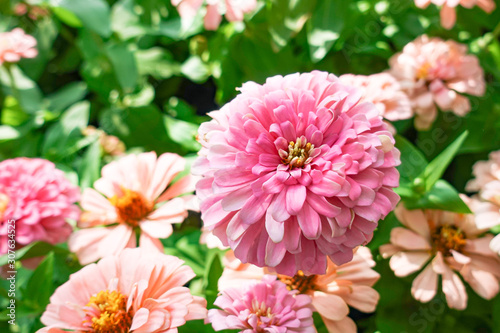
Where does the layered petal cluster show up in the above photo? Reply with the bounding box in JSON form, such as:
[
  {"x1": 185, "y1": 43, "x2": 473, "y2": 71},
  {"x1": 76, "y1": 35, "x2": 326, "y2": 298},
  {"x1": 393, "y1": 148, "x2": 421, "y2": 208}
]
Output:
[
  {"x1": 218, "y1": 247, "x2": 380, "y2": 333},
  {"x1": 208, "y1": 274, "x2": 314, "y2": 332},
  {"x1": 389, "y1": 35, "x2": 485, "y2": 130},
  {"x1": 339, "y1": 73, "x2": 412, "y2": 122},
  {"x1": 466, "y1": 150, "x2": 500, "y2": 255},
  {"x1": 415, "y1": 0, "x2": 496, "y2": 29},
  {"x1": 38, "y1": 248, "x2": 207, "y2": 333},
  {"x1": 0, "y1": 158, "x2": 80, "y2": 254},
  {"x1": 194, "y1": 71, "x2": 400, "y2": 275},
  {"x1": 171, "y1": 0, "x2": 257, "y2": 30},
  {"x1": 0, "y1": 28, "x2": 37, "y2": 65},
  {"x1": 69, "y1": 152, "x2": 195, "y2": 264},
  {"x1": 380, "y1": 201, "x2": 500, "y2": 310}
]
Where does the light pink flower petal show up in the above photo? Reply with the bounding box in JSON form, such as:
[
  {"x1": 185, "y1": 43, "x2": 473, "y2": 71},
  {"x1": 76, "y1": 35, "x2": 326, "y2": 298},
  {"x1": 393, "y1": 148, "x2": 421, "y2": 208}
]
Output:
[
  {"x1": 389, "y1": 251, "x2": 431, "y2": 277},
  {"x1": 411, "y1": 263, "x2": 438, "y2": 302},
  {"x1": 311, "y1": 291, "x2": 349, "y2": 321}
]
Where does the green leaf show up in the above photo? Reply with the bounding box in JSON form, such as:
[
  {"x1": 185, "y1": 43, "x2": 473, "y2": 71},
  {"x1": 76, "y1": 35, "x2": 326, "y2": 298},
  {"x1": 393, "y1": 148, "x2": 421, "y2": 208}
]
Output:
[
  {"x1": 0, "y1": 65, "x2": 43, "y2": 113},
  {"x1": 1, "y1": 96, "x2": 29, "y2": 126},
  {"x1": 158, "y1": 15, "x2": 204, "y2": 40},
  {"x1": 405, "y1": 180, "x2": 472, "y2": 214},
  {"x1": 106, "y1": 42, "x2": 139, "y2": 92},
  {"x1": 418, "y1": 131, "x2": 468, "y2": 191},
  {"x1": 395, "y1": 135, "x2": 428, "y2": 185},
  {"x1": 180, "y1": 56, "x2": 210, "y2": 83},
  {"x1": 45, "y1": 82, "x2": 88, "y2": 112},
  {"x1": 204, "y1": 253, "x2": 223, "y2": 308},
  {"x1": 24, "y1": 252, "x2": 54, "y2": 310},
  {"x1": 0, "y1": 126, "x2": 21, "y2": 141},
  {"x1": 135, "y1": 48, "x2": 179, "y2": 80},
  {"x1": 0, "y1": 242, "x2": 56, "y2": 267},
  {"x1": 164, "y1": 115, "x2": 201, "y2": 153},
  {"x1": 306, "y1": 0, "x2": 345, "y2": 62},
  {"x1": 78, "y1": 139, "x2": 102, "y2": 189}
]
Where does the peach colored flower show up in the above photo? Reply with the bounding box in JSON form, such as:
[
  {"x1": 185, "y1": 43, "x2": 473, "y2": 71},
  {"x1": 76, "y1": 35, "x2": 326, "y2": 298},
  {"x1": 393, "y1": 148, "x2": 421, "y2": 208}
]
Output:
[
  {"x1": 37, "y1": 248, "x2": 207, "y2": 332},
  {"x1": 339, "y1": 73, "x2": 413, "y2": 122},
  {"x1": 218, "y1": 247, "x2": 380, "y2": 332},
  {"x1": 0, "y1": 28, "x2": 37, "y2": 65},
  {"x1": 380, "y1": 201, "x2": 500, "y2": 310},
  {"x1": 415, "y1": 0, "x2": 496, "y2": 29},
  {"x1": 69, "y1": 152, "x2": 195, "y2": 265},
  {"x1": 171, "y1": 0, "x2": 257, "y2": 30},
  {"x1": 389, "y1": 35, "x2": 485, "y2": 130}
]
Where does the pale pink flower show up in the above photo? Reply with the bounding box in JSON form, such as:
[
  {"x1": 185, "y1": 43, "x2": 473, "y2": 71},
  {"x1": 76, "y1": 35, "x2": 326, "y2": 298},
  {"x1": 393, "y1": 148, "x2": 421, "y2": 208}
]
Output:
[
  {"x1": 208, "y1": 274, "x2": 314, "y2": 333},
  {"x1": 194, "y1": 71, "x2": 400, "y2": 276},
  {"x1": 466, "y1": 150, "x2": 500, "y2": 255},
  {"x1": 415, "y1": 0, "x2": 496, "y2": 29},
  {"x1": 69, "y1": 152, "x2": 195, "y2": 265},
  {"x1": 0, "y1": 28, "x2": 38, "y2": 65},
  {"x1": 380, "y1": 200, "x2": 500, "y2": 310},
  {"x1": 171, "y1": 0, "x2": 257, "y2": 30},
  {"x1": 339, "y1": 73, "x2": 413, "y2": 122},
  {"x1": 218, "y1": 247, "x2": 380, "y2": 332},
  {"x1": 389, "y1": 35, "x2": 485, "y2": 130},
  {"x1": 0, "y1": 158, "x2": 80, "y2": 255},
  {"x1": 200, "y1": 227, "x2": 228, "y2": 250},
  {"x1": 37, "y1": 248, "x2": 207, "y2": 333}
]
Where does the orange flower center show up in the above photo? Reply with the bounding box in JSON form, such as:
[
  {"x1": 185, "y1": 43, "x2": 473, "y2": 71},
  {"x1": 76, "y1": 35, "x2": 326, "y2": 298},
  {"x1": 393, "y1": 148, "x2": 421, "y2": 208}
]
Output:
[
  {"x1": 431, "y1": 225, "x2": 467, "y2": 256},
  {"x1": 416, "y1": 62, "x2": 432, "y2": 80},
  {"x1": 109, "y1": 189, "x2": 153, "y2": 227},
  {"x1": 281, "y1": 138, "x2": 315, "y2": 169},
  {"x1": 83, "y1": 290, "x2": 132, "y2": 333},
  {"x1": 278, "y1": 271, "x2": 317, "y2": 294}
]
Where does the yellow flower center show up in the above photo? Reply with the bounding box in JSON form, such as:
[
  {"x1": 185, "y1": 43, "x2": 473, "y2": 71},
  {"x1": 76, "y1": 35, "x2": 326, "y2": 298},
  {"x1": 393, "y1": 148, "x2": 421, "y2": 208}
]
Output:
[
  {"x1": 281, "y1": 137, "x2": 315, "y2": 169},
  {"x1": 416, "y1": 62, "x2": 432, "y2": 80},
  {"x1": 109, "y1": 188, "x2": 153, "y2": 227},
  {"x1": 431, "y1": 225, "x2": 467, "y2": 256},
  {"x1": 278, "y1": 271, "x2": 317, "y2": 294},
  {"x1": 83, "y1": 290, "x2": 132, "y2": 333}
]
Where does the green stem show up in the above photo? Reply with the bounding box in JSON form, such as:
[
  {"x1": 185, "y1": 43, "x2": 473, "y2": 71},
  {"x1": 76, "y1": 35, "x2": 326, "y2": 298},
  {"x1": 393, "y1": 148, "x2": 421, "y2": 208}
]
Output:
[{"x1": 493, "y1": 21, "x2": 500, "y2": 40}]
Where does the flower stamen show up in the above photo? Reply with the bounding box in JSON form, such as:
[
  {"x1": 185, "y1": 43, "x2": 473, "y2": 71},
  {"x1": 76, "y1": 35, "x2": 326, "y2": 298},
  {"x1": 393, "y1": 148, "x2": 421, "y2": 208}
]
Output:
[
  {"x1": 278, "y1": 271, "x2": 317, "y2": 294},
  {"x1": 281, "y1": 137, "x2": 316, "y2": 169},
  {"x1": 82, "y1": 290, "x2": 132, "y2": 333},
  {"x1": 431, "y1": 224, "x2": 467, "y2": 256},
  {"x1": 109, "y1": 188, "x2": 153, "y2": 227}
]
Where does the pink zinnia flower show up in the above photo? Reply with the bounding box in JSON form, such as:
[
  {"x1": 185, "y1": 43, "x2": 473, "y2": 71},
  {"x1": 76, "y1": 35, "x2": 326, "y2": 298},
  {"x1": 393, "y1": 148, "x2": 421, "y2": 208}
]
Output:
[
  {"x1": 466, "y1": 150, "x2": 500, "y2": 255},
  {"x1": 389, "y1": 35, "x2": 485, "y2": 130},
  {"x1": 208, "y1": 274, "x2": 314, "y2": 332},
  {"x1": 0, "y1": 28, "x2": 38, "y2": 65},
  {"x1": 415, "y1": 0, "x2": 496, "y2": 29},
  {"x1": 194, "y1": 71, "x2": 400, "y2": 275},
  {"x1": 37, "y1": 248, "x2": 207, "y2": 332},
  {"x1": 218, "y1": 247, "x2": 380, "y2": 332},
  {"x1": 171, "y1": 0, "x2": 257, "y2": 30},
  {"x1": 69, "y1": 152, "x2": 195, "y2": 265},
  {"x1": 339, "y1": 73, "x2": 412, "y2": 122},
  {"x1": 380, "y1": 201, "x2": 500, "y2": 310},
  {"x1": 0, "y1": 158, "x2": 80, "y2": 255}
]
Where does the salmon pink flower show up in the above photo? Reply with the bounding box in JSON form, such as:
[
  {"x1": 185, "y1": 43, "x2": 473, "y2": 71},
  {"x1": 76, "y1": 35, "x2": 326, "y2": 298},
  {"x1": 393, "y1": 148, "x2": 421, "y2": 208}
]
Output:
[
  {"x1": 218, "y1": 247, "x2": 380, "y2": 332},
  {"x1": 208, "y1": 274, "x2": 314, "y2": 332},
  {"x1": 194, "y1": 71, "x2": 400, "y2": 276},
  {"x1": 0, "y1": 28, "x2": 37, "y2": 65},
  {"x1": 380, "y1": 201, "x2": 500, "y2": 310},
  {"x1": 0, "y1": 158, "x2": 80, "y2": 255},
  {"x1": 69, "y1": 152, "x2": 195, "y2": 265},
  {"x1": 171, "y1": 0, "x2": 257, "y2": 30},
  {"x1": 389, "y1": 35, "x2": 485, "y2": 130},
  {"x1": 37, "y1": 248, "x2": 207, "y2": 333},
  {"x1": 414, "y1": 0, "x2": 496, "y2": 29}
]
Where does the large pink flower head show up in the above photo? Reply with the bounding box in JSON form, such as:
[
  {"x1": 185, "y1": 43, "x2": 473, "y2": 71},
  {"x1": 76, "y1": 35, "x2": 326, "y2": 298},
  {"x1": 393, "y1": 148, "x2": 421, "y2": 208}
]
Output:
[
  {"x1": 208, "y1": 274, "x2": 314, "y2": 333},
  {"x1": 38, "y1": 248, "x2": 207, "y2": 332},
  {"x1": 0, "y1": 158, "x2": 80, "y2": 255},
  {"x1": 171, "y1": 0, "x2": 257, "y2": 30},
  {"x1": 218, "y1": 247, "x2": 380, "y2": 332},
  {"x1": 0, "y1": 28, "x2": 38, "y2": 65},
  {"x1": 415, "y1": 0, "x2": 496, "y2": 29},
  {"x1": 194, "y1": 71, "x2": 400, "y2": 276},
  {"x1": 380, "y1": 200, "x2": 500, "y2": 310},
  {"x1": 389, "y1": 35, "x2": 485, "y2": 130},
  {"x1": 339, "y1": 73, "x2": 413, "y2": 122},
  {"x1": 69, "y1": 152, "x2": 195, "y2": 265}
]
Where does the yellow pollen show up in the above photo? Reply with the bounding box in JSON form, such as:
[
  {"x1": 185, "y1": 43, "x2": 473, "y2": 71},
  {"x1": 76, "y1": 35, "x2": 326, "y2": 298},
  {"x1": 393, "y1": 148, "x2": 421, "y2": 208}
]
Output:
[
  {"x1": 431, "y1": 224, "x2": 467, "y2": 256},
  {"x1": 278, "y1": 271, "x2": 317, "y2": 294},
  {"x1": 417, "y1": 63, "x2": 432, "y2": 80},
  {"x1": 109, "y1": 188, "x2": 153, "y2": 227},
  {"x1": 83, "y1": 290, "x2": 132, "y2": 333},
  {"x1": 282, "y1": 137, "x2": 315, "y2": 169}
]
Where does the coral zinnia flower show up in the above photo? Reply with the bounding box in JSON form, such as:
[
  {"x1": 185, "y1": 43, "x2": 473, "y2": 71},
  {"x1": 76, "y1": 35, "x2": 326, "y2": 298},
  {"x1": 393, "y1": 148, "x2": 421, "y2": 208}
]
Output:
[
  {"x1": 466, "y1": 150, "x2": 500, "y2": 255},
  {"x1": 208, "y1": 274, "x2": 314, "y2": 332},
  {"x1": 69, "y1": 152, "x2": 195, "y2": 265},
  {"x1": 37, "y1": 248, "x2": 207, "y2": 332},
  {"x1": 0, "y1": 158, "x2": 80, "y2": 255},
  {"x1": 171, "y1": 0, "x2": 257, "y2": 30},
  {"x1": 218, "y1": 247, "x2": 380, "y2": 332},
  {"x1": 0, "y1": 28, "x2": 38, "y2": 65},
  {"x1": 194, "y1": 71, "x2": 400, "y2": 275},
  {"x1": 380, "y1": 201, "x2": 500, "y2": 310},
  {"x1": 340, "y1": 73, "x2": 412, "y2": 122},
  {"x1": 414, "y1": 0, "x2": 496, "y2": 29},
  {"x1": 389, "y1": 35, "x2": 485, "y2": 130}
]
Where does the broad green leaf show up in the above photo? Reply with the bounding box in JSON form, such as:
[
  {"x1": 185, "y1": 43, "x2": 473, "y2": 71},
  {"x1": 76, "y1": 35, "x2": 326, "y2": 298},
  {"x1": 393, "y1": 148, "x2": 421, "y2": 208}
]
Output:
[
  {"x1": 0, "y1": 65, "x2": 43, "y2": 113},
  {"x1": 24, "y1": 252, "x2": 54, "y2": 310},
  {"x1": 405, "y1": 180, "x2": 472, "y2": 214},
  {"x1": 135, "y1": 48, "x2": 179, "y2": 80},
  {"x1": 395, "y1": 135, "x2": 427, "y2": 185},
  {"x1": 181, "y1": 56, "x2": 210, "y2": 83},
  {"x1": 204, "y1": 253, "x2": 223, "y2": 308},
  {"x1": 164, "y1": 115, "x2": 201, "y2": 152},
  {"x1": 1, "y1": 96, "x2": 29, "y2": 126},
  {"x1": 158, "y1": 15, "x2": 204, "y2": 40},
  {"x1": 418, "y1": 131, "x2": 468, "y2": 191},
  {"x1": 106, "y1": 42, "x2": 138, "y2": 92},
  {"x1": 0, "y1": 242, "x2": 57, "y2": 267},
  {"x1": 45, "y1": 82, "x2": 88, "y2": 112},
  {"x1": 78, "y1": 139, "x2": 102, "y2": 189},
  {"x1": 0, "y1": 126, "x2": 21, "y2": 141}
]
